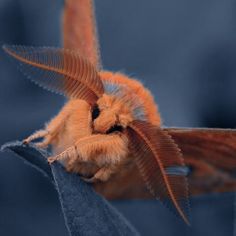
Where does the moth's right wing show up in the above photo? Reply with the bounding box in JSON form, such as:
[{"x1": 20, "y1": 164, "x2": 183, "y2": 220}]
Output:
[
  {"x1": 3, "y1": 45, "x2": 104, "y2": 105},
  {"x1": 165, "y1": 128, "x2": 236, "y2": 195}
]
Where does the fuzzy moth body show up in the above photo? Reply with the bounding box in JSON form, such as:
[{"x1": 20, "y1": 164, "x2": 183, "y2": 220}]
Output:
[{"x1": 3, "y1": 44, "x2": 190, "y2": 224}]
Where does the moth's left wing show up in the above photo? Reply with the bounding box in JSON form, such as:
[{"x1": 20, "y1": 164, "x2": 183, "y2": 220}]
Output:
[
  {"x1": 126, "y1": 120, "x2": 190, "y2": 224},
  {"x1": 63, "y1": 0, "x2": 101, "y2": 68}
]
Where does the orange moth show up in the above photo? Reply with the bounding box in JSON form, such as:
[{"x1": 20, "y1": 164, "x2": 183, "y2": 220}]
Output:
[{"x1": 3, "y1": 0, "x2": 190, "y2": 224}]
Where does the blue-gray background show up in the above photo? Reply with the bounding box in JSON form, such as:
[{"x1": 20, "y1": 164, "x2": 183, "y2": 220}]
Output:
[{"x1": 0, "y1": 0, "x2": 235, "y2": 235}]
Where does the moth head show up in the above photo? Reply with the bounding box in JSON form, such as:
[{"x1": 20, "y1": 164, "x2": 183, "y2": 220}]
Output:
[{"x1": 92, "y1": 94, "x2": 133, "y2": 134}]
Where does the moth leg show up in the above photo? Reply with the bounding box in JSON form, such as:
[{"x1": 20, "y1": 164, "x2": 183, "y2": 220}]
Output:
[
  {"x1": 47, "y1": 156, "x2": 59, "y2": 164},
  {"x1": 34, "y1": 135, "x2": 52, "y2": 148},
  {"x1": 23, "y1": 100, "x2": 77, "y2": 147},
  {"x1": 22, "y1": 113, "x2": 66, "y2": 147},
  {"x1": 49, "y1": 133, "x2": 128, "y2": 164},
  {"x1": 23, "y1": 130, "x2": 49, "y2": 145},
  {"x1": 48, "y1": 145, "x2": 77, "y2": 164},
  {"x1": 74, "y1": 133, "x2": 128, "y2": 166},
  {"x1": 48, "y1": 134, "x2": 128, "y2": 183},
  {"x1": 82, "y1": 166, "x2": 117, "y2": 183},
  {"x1": 23, "y1": 128, "x2": 55, "y2": 149}
]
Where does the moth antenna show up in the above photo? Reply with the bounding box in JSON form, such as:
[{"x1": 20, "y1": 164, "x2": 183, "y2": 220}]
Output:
[
  {"x1": 126, "y1": 120, "x2": 191, "y2": 225},
  {"x1": 3, "y1": 45, "x2": 104, "y2": 105}
]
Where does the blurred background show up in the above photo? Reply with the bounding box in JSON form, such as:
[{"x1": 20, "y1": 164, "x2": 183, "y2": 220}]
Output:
[{"x1": 0, "y1": 0, "x2": 235, "y2": 235}]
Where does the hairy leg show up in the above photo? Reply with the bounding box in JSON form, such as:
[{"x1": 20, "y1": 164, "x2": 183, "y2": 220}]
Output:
[
  {"x1": 23, "y1": 99, "x2": 86, "y2": 148},
  {"x1": 23, "y1": 125, "x2": 60, "y2": 148},
  {"x1": 48, "y1": 134, "x2": 128, "y2": 181},
  {"x1": 82, "y1": 165, "x2": 118, "y2": 183},
  {"x1": 48, "y1": 133, "x2": 128, "y2": 164},
  {"x1": 23, "y1": 113, "x2": 69, "y2": 147},
  {"x1": 48, "y1": 145, "x2": 77, "y2": 164},
  {"x1": 23, "y1": 130, "x2": 49, "y2": 144}
]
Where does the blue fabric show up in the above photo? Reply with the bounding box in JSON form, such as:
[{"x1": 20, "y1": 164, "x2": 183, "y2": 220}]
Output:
[
  {"x1": 1, "y1": 141, "x2": 53, "y2": 180},
  {"x1": 2, "y1": 142, "x2": 235, "y2": 236},
  {"x1": 1, "y1": 141, "x2": 139, "y2": 236}
]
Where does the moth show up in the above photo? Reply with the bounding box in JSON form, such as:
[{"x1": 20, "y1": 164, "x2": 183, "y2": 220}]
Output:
[{"x1": 2, "y1": 0, "x2": 190, "y2": 225}]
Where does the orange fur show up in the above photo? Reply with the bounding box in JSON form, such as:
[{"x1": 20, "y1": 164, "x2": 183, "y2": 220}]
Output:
[
  {"x1": 94, "y1": 94, "x2": 134, "y2": 133},
  {"x1": 4, "y1": 0, "x2": 190, "y2": 223},
  {"x1": 23, "y1": 70, "x2": 162, "y2": 181},
  {"x1": 99, "y1": 71, "x2": 161, "y2": 126},
  {"x1": 31, "y1": 97, "x2": 129, "y2": 179},
  {"x1": 49, "y1": 99, "x2": 93, "y2": 153}
]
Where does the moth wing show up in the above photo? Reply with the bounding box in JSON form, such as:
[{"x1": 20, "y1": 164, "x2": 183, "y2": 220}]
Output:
[
  {"x1": 165, "y1": 128, "x2": 236, "y2": 171},
  {"x1": 127, "y1": 120, "x2": 190, "y2": 224},
  {"x1": 63, "y1": 0, "x2": 101, "y2": 69},
  {"x1": 3, "y1": 45, "x2": 104, "y2": 105},
  {"x1": 165, "y1": 128, "x2": 236, "y2": 194}
]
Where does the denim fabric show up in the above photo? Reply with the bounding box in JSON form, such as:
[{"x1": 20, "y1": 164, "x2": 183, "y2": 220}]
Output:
[
  {"x1": 1, "y1": 142, "x2": 139, "y2": 236},
  {"x1": 1, "y1": 142, "x2": 52, "y2": 180},
  {"x1": 2, "y1": 142, "x2": 235, "y2": 236}
]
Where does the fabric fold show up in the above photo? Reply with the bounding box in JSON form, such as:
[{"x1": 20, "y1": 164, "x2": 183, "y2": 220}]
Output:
[{"x1": 1, "y1": 141, "x2": 139, "y2": 236}]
